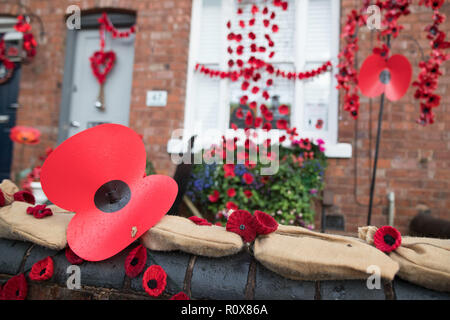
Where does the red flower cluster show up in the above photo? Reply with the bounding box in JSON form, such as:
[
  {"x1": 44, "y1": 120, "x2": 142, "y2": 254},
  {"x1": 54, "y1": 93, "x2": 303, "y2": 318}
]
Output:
[
  {"x1": 226, "y1": 209, "x2": 278, "y2": 243},
  {"x1": 98, "y1": 12, "x2": 136, "y2": 39},
  {"x1": 14, "y1": 15, "x2": 37, "y2": 59},
  {"x1": 0, "y1": 40, "x2": 14, "y2": 72},
  {"x1": 26, "y1": 204, "x2": 53, "y2": 219},
  {"x1": 90, "y1": 51, "x2": 116, "y2": 84},
  {"x1": 29, "y1": 257, "x2": 54, "y2": 281}
]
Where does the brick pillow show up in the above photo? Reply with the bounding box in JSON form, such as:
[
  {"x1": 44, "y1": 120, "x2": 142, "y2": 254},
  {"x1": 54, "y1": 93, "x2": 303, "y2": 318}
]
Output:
[
  {"x1": 141, "y1": 215, "x2": 244, "y2": 257},
  {"x1": 0, "y1": 201, "x2": 74, "y2": 250},
  {"x1": 254, "y1": 224, "x2": 399, "y2": 281}
]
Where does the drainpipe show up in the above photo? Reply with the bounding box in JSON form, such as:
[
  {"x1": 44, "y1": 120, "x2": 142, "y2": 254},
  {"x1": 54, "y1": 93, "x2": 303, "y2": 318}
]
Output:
[{"x1": 388, "y1": 192, "x2": 395, "y2": 226}]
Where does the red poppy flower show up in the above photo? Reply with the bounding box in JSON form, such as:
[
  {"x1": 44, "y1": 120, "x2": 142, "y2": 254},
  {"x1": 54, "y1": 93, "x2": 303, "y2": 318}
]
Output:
[
  {"x1": 13, "y1": 190, "x2": 35, "y2": 205},
  {"x1": 226, "y1": 201, "x2": 238, "y2": 211},
  {"x1": 208, "y1": 190, "x2": 220, "y2": 203},
  {"x1": 278, "y1": 104, "x2": 289, "y2": 115},
  {"x1": 26, "y1": 204, "x2": 53, "y2": 219},
  {"x1": 249, "y1": 18, "x2": 256, "y2": 26},
  {"x1": 272, "y1": 25, "x2": 279, "y2": 33},
  {"x1": 239, "y1": 20, "x2": 245, "y2": 28},
  {"x1": 188, "y1": 216, "x2": 212, "y2": 226},
  {"x1": 1, "y1": 274, "x2": 27, "y2": 300},
  {"x1": 226, "y1": 210, "x2": 257, "y2": 243},
  {"x1": 224, "y1": 164, "x2": 235, "y2": 178},
  {"x1": 249, "y1": 101, "x2": 257, "y2": 109},
  {"x1": 29, "y1": 257, "x2": 54, "y2": 281},
  {"x1": 262, "y1": 122, "x2": 272, "y2": 131},
  {"x1": 245, "y1": 111, "x2": 254, "y2": 127},
  {"x1": 276, "y1": 119, "x2": 288, "y2": 130},
  {"x1": 243, "y1": 173, "x2": 254, "y2": 185},
  {"x1": 264, "y1": 111, "x2": 273, "y2": 122},
  {"x1": 236, "y1": 45, "x2": 244, "y2": 55},
  {"x1": 170, "y1": 292, "x2": 190, "y2": 300},
  {"x1": 374, "y1": 226, "x2": 402, "y2": 253},
  {"x1": 254, "y1": 210, "x2": 278, "y2": 235},
  {"x1": 243, "y1": 190, "x2": 253, "y2": 199},
  {"x1": 142, "y1": 265, "x2": 167, "y2": 297},
  {"x1": 41, "y1": 124, "x2": 178, "y2": 262},
  {"x1": 9, "y1": 126, "x2": 41, "y2": 145},
  {"x1": 124, "y1": 245, "x2": 147, "y2": 278},
  {"x1": 249, "y1": 32, "x2": 256, "y2": 40},
  {"x1": 240, "y1": 95, "x2": 248, "y2": 105},
  {"x1": 236, "y1": 108, "x2": 244, "y2": 119},
  {"x1": 65, "y1": 246, "x2": 84, "y2": 265},
  {"x1": 227, "y1": 188, "x2": 236, "y2": 198},
  {"x1": 241, "y1": 81, "x2": 250, "y2": 91},
  {"x1": 0, "y1": 190, "x2": 5, "y2": 207},
  {"x1": 358, "y1": 54, "x2": 412, "y2": 101},
  {"x1": 251, "y1": 86, "x2": 260, "y2": 94}
]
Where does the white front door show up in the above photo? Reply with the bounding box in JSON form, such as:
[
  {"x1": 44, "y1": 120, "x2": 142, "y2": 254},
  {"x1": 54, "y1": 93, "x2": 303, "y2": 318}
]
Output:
[{"x1": 67, "y1": 29, "x2": 135, "y2": 137}]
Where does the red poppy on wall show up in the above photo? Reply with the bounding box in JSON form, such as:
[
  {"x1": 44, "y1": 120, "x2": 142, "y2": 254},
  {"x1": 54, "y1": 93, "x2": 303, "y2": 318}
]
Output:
[
  {"x1": 358, "y1": 54, "x2": 412, "y2": 101},
  {"x1": 9, "y1": 126, "x2": 41, "y2": 145}
]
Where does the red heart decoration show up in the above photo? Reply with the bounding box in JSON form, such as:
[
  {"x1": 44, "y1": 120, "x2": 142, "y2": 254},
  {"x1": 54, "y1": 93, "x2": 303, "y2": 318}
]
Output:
[
  {"x1": 89, "y1": 50, "x2": 116, "y2": 84},
  {"x1": 358, "y1": 54, "x2": 412, "y2": 101},
  {"x1": 41, "y1": 124, "x2": 178, "y2": 261}
]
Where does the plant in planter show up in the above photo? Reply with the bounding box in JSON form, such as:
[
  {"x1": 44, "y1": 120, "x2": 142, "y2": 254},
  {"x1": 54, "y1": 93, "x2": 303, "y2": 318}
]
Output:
[
  {"x1": 186, "y1": 138, "x2": 327, "y2": 229},
  {"x1": 21, "y1": 147, "x2": 53, "y2": 204}
]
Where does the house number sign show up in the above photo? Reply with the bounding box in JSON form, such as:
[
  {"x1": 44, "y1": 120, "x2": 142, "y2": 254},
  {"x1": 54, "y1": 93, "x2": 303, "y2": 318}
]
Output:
[{"x1": 146, "y1": 90, "x2": 167, "y2": 107}]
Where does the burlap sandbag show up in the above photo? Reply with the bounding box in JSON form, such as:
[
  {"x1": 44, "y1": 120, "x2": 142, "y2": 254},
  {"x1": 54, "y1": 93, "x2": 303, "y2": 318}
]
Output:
[
  {"x1": 359, "y1": 226, "x2": 450, "y2": 292},
  {"x1": 0, "y1": 201, "x2": 74, "y2": 250},
  {"x1": 0, "y1": 179, "x2": 20, "y2": 206},
  {"x1": 141, "y1": 215, "x2": 244, "y2": 257},
  {"x1": 254, "y1": 224, "x2": 399, "y2": 281}
]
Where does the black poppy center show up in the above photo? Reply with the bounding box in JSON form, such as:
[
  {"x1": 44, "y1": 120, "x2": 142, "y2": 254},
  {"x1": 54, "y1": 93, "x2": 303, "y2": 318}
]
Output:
[
  {"x1": 379, "y1": 69, "x2": 391, "y2": 84},
  {"x1": 383, "y1": 234, "x2": 396, "y2": 246},
  {"x1": 147, "y1": 279, "x2": 158, "y2": 290},
  {"x1": 94, "y1": 180, "x2": 131, "y2": 213},
  {"x1": 240, "y1": 224, "x2": 246, "y2": 230},
  {"x1": 130, "y1": 257, "x2": 139, "y2": 266},
  {"x1": 40, "y1": 268, "x2": 46, "y2": 276}
]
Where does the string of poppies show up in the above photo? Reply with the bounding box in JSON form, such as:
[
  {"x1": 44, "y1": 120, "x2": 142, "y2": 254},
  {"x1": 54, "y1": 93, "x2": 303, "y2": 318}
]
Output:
[{"x1": 336, "y1": 0, "x2": 449, "y2": 125}]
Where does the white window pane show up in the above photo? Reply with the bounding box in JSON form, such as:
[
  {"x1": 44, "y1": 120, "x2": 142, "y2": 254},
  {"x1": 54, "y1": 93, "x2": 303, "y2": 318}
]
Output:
[
  {"x1": 194, "y1": 70, "x2": 220, "y2": 131},
  {"x1": 305, "y1": 0, "x2": 332, "y2": 61},
  {"x1": 198, "y1": 0, "x2": 222, "y2": 63}
]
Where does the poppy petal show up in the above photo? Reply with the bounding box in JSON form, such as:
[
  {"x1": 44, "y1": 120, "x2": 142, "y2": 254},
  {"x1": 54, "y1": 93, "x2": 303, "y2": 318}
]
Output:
[
  {"x1": 1, "y1": 274, "x2": 27, "y2": 300},
  {"x1": 13, "y1": 191, "x2": 35, "y2": 205},
  {"x1": 170, "y1": 292, "x2": 190, "y2": 300},
  {"x1": 254, "y1": 210, "x2": 278, "y2": 235},
  {"x1": 29, "y1": 256, "x2": 54, "y2": 281},
  {"x1": 188, "y1": 216, "x2": 212, "y2": 226},
  {"x1": 142, "y1": 265, "x2": 167, "y2": 297},
  {"x1": 65, "y1": 246, "x2": 84, "y2": 265},
  {"x1": 124, "y1": 245, "x2": 147, "y2": 278},
  {"x1": 385, "y1": 54, "x2": 412, "y2": 101},
  {"x1": 358, "y1": 54, "x2": 386, "y2": 98}
]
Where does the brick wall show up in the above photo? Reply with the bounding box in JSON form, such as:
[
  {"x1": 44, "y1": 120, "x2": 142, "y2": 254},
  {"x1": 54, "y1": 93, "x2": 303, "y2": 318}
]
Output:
[{"x1": 1, "y1": 0, "x2": 449, "y2": 234}]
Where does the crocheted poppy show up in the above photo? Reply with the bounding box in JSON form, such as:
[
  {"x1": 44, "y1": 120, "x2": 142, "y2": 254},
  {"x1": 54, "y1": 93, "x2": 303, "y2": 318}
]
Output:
[
  {"x1": 226, "y1": 210, "x2": 257, "y2": 243},
  {"x1": 13, "y1": 190, "x2": 35, "y2": 205},
  {"x1": 124, "y1": 245, "x2": 147, "y2": 278},
  {"x1": 254, "y1": 210, "x2": 278, "y2": 235},
  {"x1": 41, "y1": 124, "x2": 178, "y2": 261},
  {"x1": 374, "y1": 226, "x2": 402, "y2": 253},
  {"x1": 170, "y1": 292, "x2": 190, "y2": 300},
  {"x1": 188, "y1": 216, "x2": 212, "y2": 226},
  {"x1": 1, "y1": 274, "x2": 27, "y2": 300},
  {"x1": 0, "y1": 190, "x2": 5, "y2": 207},
  {"x1": 29, "y1": 256, "x2": 54, "y2": 281},
  {"x1": 142, "y1": 265, "x2": 167, "y2": 297},
  {"x1": 65, "y1": 246, "x2": 84, "y2": 265},
  {"x1": 26, "y1": 204, "x2": 53, "y2": 219}
]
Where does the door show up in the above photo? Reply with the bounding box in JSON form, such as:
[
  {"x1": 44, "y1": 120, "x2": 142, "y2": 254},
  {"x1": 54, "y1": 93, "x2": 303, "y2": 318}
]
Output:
[
  {"x1": 0, "y1": 63, "x2": 20, "y2": 180},
  {"x1": 66, "y1": 28, "x2": 135, "y2": 137}
]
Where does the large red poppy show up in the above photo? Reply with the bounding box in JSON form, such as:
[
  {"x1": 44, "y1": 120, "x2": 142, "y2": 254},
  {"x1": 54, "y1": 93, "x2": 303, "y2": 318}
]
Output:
[
  {"x1": 9, "y1": 126, "x2": 41, "y2": 145},
  {"x1": 358, "y1": 54, "x2": 412, "y2": 101},
  {"x1": 40, "y1": 124, "x2": 178, "y2": 261}
]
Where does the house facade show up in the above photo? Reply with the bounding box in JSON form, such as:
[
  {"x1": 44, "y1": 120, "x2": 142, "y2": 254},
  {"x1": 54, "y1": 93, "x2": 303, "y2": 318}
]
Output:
[{"x1": 0, "y1": 0, "x2": 448, "y2": 234}]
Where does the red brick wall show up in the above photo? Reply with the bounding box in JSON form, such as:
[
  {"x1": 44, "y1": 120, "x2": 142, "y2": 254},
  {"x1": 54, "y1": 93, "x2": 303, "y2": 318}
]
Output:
[{"x1": 1, "y1": 0, "x2": 449, "y2": 234}]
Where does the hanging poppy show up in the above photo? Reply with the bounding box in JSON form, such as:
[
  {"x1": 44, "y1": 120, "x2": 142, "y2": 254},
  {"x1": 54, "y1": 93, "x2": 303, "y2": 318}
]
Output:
[
  {"x1": 226, "y1": 210, "x2": 257, "y2": 243},
  {"x1": 254, "y1": 210, "x2": 278, "y2": 235},
  {"x1": 29, "y1": 257, "x2": 54, "y2": 281},
  {"x1": 13, "y1": 190, "x2": 36, "y2": 205},
  {"x1": 9, "y1": 126, "x2": 41, "y2": 145},
  {"x1": 1, "y1": 274, "x2": 27, "y2": 300},
  {"x1": 278, "y1": 104, "x2": 289, "y2": 115},
  {"x1": 124, "y1": 245, "x2": 147, "y2": 278},
  {"x1": 65, "y1": 246, "x2": 84, "y2": 265},
  {"x1": 188, "y1": 216, "x2": 212, "y2": 226},
  {"x1": 142, "y1": 265, "x2": 167, "y2": 297},
  {"x1": 170, "y1": 292, "x2": 190, "y2": 300},
  {"x1": 40, "y1": 124, "x2": 178, "y2": 262},
  {"x1": 26, "y1": 204, "x2": 53, "y2": 219},
  {"x1": 358, "y1": 54, "x2": 412, "y2": 101},
  {"x1": 241, "y1": 81, "x2": 250, "y2": 91},
  {"x1": 374, "y1": 226, "x2": 402, "y2": 253}
]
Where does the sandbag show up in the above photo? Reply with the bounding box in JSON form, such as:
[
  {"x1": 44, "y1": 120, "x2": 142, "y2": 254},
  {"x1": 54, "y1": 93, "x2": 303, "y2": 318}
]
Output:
[
  {"x1": 254, "y1": 224, "x2": 399, "y2": 281},
  {"x1": 141, "y1": 215, "x2": 244, "y2": 257},
  {"x1": 0, "y1": 179, "x2": 20, "y2": 206},
  {"x1": 0, "y1": 201, "x2": 74, "y2": 250},
  {"x1": 359, "y1": 226, "x2": 450, "y2": 292}
]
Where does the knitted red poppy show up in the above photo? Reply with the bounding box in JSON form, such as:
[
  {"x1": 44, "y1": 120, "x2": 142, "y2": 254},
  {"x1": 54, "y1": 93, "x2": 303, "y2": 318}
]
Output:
[
  {"x1": 29, "y1": 256, "x2": 54, "y2": 281},
  {"x1": 13, "y1": 190, "x2": 35, "y2": 205},
  {"x1": 124, "y1": 245, "x2": 147, "y2": 278},
  {"x1": 254, "y1": 210, "x2": 278, "y2": 235},
  {"x1": 374, "y1": 226, "x2": 402, "y2": 253},
  {"x1": 188, "y1": 216, "x2": 212, "y2": 226},
  {"x1": 65, "y1": 246, "x2": 84, "y2": 265},
  {"x1": 142, "y1": 265, "x2": 167, "y2": 297},
  {"x1": 170, "y1": 292, "x2": 190, "y2": 300},
  {"x1": 26, "y1": 204, "x2": 53, "y2": 219},
  {"x1": 226, "y1": 210, "x2": 257, "y2": 243},
  {"x1": 1, "y1": 274, "x2": 27, "y2": 300},
  {"x1": 0, "y1": 190, "x2": 5, "y2": 207}
]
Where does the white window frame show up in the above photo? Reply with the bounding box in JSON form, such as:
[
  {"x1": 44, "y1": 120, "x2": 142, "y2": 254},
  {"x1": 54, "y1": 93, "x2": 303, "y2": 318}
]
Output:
[{"x1": 170, "y1": 0, "x2": 352, "y2": 158}]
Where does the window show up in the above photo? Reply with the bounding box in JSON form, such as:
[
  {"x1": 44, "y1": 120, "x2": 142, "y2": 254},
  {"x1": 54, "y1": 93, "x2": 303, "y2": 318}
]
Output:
[{"x1": 179, "y1": 0, "x2": 352, "y2": 158}]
